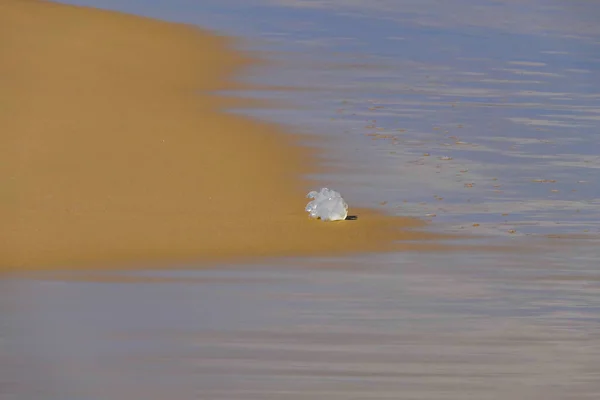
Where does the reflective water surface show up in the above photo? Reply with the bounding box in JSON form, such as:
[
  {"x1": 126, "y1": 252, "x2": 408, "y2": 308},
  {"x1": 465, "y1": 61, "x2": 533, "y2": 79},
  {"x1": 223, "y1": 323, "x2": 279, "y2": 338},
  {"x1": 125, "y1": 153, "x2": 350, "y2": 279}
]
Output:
[{"x1": 5, "y1": 245, "x2": 600, "y2": 399}]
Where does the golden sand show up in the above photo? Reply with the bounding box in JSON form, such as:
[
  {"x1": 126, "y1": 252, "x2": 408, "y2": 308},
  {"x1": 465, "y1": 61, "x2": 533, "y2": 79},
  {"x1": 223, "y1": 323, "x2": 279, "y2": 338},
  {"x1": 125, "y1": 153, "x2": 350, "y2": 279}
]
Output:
[{"x1": 0, "y1": 0, "x2": 445, "y2": 272}]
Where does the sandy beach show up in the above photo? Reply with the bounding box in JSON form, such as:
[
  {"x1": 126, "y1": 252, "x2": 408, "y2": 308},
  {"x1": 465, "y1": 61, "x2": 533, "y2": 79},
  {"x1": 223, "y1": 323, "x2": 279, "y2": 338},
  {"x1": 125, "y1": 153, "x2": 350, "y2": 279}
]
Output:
[
  {"x1": 0, "y1": 0, "x2": 447, "y2": 272},
  {"x1": 3, "y1": 2, "x2": 599, "y2": 399}
]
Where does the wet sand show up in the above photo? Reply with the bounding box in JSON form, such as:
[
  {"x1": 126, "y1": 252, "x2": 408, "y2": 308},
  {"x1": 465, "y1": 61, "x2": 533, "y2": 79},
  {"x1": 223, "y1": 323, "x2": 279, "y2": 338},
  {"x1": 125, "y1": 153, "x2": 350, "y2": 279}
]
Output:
[
  {"x1": 5, "y1": 249, "x2": 600, "y2": 400},
  {"x1": 0, "y1": 0, "x2": 445, "y2": 273}
]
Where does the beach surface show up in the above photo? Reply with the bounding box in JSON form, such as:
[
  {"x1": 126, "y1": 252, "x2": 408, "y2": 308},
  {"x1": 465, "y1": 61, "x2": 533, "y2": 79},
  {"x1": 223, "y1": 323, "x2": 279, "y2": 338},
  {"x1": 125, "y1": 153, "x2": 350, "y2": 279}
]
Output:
[
  {"x1": 0, "y1": 0, "x2": 443, "y2": 273},
  {"x1": 2, "y1": 2, "x2": 600, "y2": 399}
]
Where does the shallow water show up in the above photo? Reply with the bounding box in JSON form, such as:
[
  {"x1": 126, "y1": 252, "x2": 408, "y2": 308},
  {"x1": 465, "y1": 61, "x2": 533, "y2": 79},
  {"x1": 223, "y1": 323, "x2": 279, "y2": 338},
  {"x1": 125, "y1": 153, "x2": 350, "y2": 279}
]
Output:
[
  {"x1": 5, "y1": 246, "x2": 600, "y2": 399},
  {"x1": 63, "y1": 0, "x2": 600, "y2": 236},
  {"x1": 4, "y1": 1, "x2": 600, "y2": 399}
]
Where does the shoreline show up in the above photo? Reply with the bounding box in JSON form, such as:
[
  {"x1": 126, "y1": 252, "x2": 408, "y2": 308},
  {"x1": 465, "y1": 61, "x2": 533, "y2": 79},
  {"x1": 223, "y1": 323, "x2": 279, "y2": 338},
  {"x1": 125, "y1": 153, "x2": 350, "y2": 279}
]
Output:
[{"x1": 1, "y1": 0, "x2": 446, "y2": 273}]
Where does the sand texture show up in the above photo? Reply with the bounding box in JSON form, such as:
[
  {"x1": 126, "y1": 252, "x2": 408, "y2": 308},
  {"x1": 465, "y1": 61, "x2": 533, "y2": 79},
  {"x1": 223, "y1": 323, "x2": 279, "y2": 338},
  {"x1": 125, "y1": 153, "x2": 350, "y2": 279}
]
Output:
[{"x1": 0, "y1": 0, "x2": 444, "y2": 272}]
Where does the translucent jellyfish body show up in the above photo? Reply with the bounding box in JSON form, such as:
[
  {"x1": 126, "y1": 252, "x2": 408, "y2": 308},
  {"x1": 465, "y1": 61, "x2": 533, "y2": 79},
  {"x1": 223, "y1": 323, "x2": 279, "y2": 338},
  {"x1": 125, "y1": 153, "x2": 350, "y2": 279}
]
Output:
[{"x1": 305, "y1": 188, "x2": 348, "y2": 221}]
